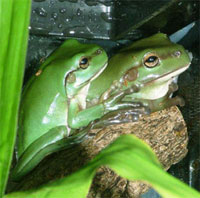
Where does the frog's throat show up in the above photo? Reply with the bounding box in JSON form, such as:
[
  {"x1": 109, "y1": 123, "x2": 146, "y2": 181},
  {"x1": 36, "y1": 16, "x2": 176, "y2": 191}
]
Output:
[
  {"x1": 76, "y1": 62, "x2": 108, "y2": 110},
  {"x1": 141, "y1": 63, "x2": 190, "y2": 87}
]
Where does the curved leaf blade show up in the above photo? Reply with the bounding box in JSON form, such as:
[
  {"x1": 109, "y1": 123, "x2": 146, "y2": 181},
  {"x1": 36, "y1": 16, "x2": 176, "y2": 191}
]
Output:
[
  {"x1": 4, "y1": 135, "x2": 200, "y2": 198},
  {"x1": 0, "y1": 1, "x2": 31, "y2": 197}
]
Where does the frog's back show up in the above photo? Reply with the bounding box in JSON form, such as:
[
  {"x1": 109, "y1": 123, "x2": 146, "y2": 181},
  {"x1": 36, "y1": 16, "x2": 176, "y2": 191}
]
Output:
[
  {"x1": 17, "y1": 39, "x2": 106, "y2": 157},
  {"x1": 17, "y1": 65, "x2": 68, "y2": 157}
]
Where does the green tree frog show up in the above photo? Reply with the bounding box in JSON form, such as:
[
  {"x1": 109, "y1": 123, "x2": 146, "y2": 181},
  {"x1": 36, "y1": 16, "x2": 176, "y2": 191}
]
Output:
[
  {"x1": 12, "y1": 39, "x2": 143, "y2": 180},
  {"x1": 87, "y1": 33, "x2": 191, "y2": 125}
]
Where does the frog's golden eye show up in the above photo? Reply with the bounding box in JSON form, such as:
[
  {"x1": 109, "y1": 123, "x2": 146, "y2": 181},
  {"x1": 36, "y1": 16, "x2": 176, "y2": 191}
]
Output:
[
  {"x1": 79, "y1": 57, "x2": 89, "y2": 69},
  {"x1": 143, "y1": 53, "x2": 159, "y2": 68}
]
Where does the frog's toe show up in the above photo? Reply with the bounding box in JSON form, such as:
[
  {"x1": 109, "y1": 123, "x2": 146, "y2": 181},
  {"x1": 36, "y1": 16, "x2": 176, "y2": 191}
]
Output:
[
  {"x1": 142, "y1": 106, "x2": 151, "y2": 114},
  {"x1": 169, "y1": 83, "x2": 179, "y2": 93},
  {"x1": 176, "y1": 96, "x2": 185, "y2": 106},
  {"x1": 126, "y1": 106, "x2": 150, "y2": 116},
  {"x1": 127, "y1": 102, "x2": 144, "y2": 107}
]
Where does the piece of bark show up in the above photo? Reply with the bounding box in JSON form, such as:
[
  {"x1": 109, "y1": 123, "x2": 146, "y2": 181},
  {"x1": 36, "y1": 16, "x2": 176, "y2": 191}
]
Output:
[
  {"x1": 7, "y1": 106, "x2": 188, "y2": 198},
  {"x1": 86, "y1": 106, "x2": 188, "y2": 198}
]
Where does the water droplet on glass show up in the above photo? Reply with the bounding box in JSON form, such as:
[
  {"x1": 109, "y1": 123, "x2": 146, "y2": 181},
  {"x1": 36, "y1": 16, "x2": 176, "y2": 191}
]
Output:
[
  {"x1": 69, "y1": 30, "x2": 76, "y2": 35},
  {"x1": 58, "y1": 24, "x2": 63, "y2": 28},
  {"x1": 66, "y1": 17, "x2": 72, "y2": 22},
  {"x1": 49, "y1": 0, "x2": 55, "y2": 6},
  {"x1": 32, "y1": 26, "x2": 50, "y2": 35},
  {"x1": 50, "y1": 15, "x2": 56, "y2": 24},
  {"x1": 51, "y1": 12, "x2": 58, "y2": 20},
  {"x1": 76, "y1": 8, "x2": 82, "y2": 16},
  {"x1": 59, "y1": 8, "x2": 66, "y2": 13},
  {"x1": 34, "y1": 7, "x2": 47, "y2": 17},
  {"x1": 63, "y1": 26, "x2": 93, "y2": 37}
]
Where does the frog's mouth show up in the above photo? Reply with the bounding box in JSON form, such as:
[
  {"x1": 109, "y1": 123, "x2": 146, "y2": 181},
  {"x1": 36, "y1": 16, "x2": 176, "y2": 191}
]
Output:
[
  {"x1": 77, "y1": 62, "x2": 108, "y2": 88},
  {"x1": 90, "y1": 62, "x2": 108, "y2": 82},
  {"x1": 142, "y1": 64, "x2": 190, "y2": 86}
]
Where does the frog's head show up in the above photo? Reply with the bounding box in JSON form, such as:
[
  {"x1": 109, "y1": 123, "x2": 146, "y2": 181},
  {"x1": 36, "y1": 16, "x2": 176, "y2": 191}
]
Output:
[
  {"x1": 65, "y1": 41, "x2": 108, "y2": 97},
  {"x1": 120, "y1": 33, "x2": 192, "y2": 100},
  {"x1": 87, "y1": 33, "x2": 191, "y2": 103}
]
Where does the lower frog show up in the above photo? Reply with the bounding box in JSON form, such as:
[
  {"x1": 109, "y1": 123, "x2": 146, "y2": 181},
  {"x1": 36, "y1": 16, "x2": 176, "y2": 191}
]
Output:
[
  {"x1": 11, "y1": 40, "x2": 142, "y2": 180},
  {"x1": 87, "y1": 33, "x2": 192, "y2": 126}
]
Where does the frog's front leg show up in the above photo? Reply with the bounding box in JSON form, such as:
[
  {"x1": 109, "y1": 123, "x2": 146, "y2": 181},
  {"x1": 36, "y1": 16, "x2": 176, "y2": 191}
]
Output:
[
  {"x1": 91, "y1": 106, "x2": 150, "y2": 128},
  {"x1": 68, "y1": 85, "x2": 148, "y2": 130},
  {"x1": 148, "y1": 95, "x2": 185, "y2": 113},
  {"x1": 168, "y1": 82, "x2": 178, "y2": 94},
  {"x1": 11, "y1": 126, "x2": 86, "y2": 181}
]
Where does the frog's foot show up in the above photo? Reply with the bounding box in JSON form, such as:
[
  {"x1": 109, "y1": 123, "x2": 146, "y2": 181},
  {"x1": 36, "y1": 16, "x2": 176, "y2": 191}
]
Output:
[
  {"x1": 168, "y1": 82, "x2": 178, "y2": 95},
  {"x1": 103, "y1": 85, "x2": 140, "y2": 113},
  {"x1": 11, "y1": 126, "x2": 86, "y2": 181},
  {"x1": 93, "y1": 105, "x2": 150, "y2": 128},
  {"x1": 161, "y1": 96, "x2": 185, "y2": 108},
  {"x1": 150, "y1": 96, "x2": 185, "y2": 112},
  {"x1": 100, "y1": 83, "x2": 139, "y2": 102},
  {"x1": 104, "y1": 100, "x2": 147, "y2": 113},
  {"x1": 172, "y1": 96, "x2": 185, "y2": 106}
]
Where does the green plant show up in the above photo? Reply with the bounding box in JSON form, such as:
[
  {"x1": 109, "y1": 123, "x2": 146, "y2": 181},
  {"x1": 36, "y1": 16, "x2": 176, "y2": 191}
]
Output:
[
  {"x1": 0, "y1": 1, "x2": 31, "y2": 197},
  {"x1": 4, "y1": 135, "x2": 200, "y2": 198}
]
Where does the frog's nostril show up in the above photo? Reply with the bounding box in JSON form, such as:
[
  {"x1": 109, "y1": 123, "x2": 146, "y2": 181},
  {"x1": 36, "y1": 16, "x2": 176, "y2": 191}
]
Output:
[{"x1": 173, "y1": 51, "x2": 181, "y2": 58}]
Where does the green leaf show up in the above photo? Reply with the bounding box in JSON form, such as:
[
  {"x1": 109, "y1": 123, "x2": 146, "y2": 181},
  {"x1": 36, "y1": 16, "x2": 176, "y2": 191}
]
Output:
[
  {"x1": 4, "y1": 135, "x2": 200, "y2": 198},
  {"x1": 0, "y1": 1, "x2": 31, "y2": 197}
]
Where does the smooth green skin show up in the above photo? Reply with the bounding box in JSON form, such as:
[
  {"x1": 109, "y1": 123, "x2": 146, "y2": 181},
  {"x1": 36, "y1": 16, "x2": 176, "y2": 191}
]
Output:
[
  {"x1": 12, "y1": 40, "x2": 112, "y2": 180},
  {"x1": 16, "y1": 39, "x2": 109, "y2": 155},
  {"x1": 87, "y1": 33, "x2": 191, "y2": 118}
]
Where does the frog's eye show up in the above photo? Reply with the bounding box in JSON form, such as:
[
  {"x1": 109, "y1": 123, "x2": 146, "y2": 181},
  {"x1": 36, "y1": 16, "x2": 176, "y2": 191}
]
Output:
[
  {"x1": 79, "y1": 57, "x2": 89, "y2": 69},
  {"x1": 143, "y1": 53, "x2": 159, "y2": 68}
]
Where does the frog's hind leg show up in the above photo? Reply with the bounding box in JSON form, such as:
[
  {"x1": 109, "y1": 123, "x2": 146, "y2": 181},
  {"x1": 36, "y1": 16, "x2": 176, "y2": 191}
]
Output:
[
  {"x1": 11, "y1": 126, "x2": 86, "y2": 181},
  {"x1": 148, "y1": 95, "x2": 185, "y2": 113}
]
